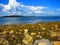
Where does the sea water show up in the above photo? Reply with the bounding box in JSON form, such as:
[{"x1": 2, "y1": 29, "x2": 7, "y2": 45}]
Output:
[{"x1": 0, "y1": 16, "x2": 60, "y2": 25}]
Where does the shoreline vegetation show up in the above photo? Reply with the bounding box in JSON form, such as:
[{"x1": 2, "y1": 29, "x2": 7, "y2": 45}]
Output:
[{"x1": 0, "y1": 22, "x2": 60, "y2": 45}]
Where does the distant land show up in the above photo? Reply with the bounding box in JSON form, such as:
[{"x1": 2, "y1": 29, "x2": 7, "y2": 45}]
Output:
[
  {"x1": 0, "y1": 15, "x2": 60, "y2": 18},
  {"x1": 0, "y1": 15, "x2": 36, "y2": 18}
]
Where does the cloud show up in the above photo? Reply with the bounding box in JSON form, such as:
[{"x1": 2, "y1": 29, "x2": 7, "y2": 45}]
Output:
[
  {"x1": 57, "y1": 8, "x2": 60, "y2": 11},
  {"x1": 3, "y1": 0, "x2": 20, "y2": 11},
  {"x1": 0, "y1": 0, "x2": 60, "y2": 16},
  {"x1": 0, "y1": 4, "x2": 4, "y2": 10}
]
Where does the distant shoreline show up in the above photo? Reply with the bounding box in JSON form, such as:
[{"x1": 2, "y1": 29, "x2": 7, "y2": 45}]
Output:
[{"x1": 0, "y1": 16, "x2": 60, "y2": 25}]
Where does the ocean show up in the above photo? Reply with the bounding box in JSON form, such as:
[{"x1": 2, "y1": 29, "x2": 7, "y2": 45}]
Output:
[{"x1": 0, "y1": 16, "x2": 60, "y2": 25}]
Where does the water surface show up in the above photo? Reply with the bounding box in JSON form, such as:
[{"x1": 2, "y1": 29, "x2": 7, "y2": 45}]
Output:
[{"x1": 0, "y1": 16, "x2": 60, "y2": 25}]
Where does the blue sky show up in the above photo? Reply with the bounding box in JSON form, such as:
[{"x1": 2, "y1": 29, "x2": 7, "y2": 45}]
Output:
[
  {"x1": 0, "y1": 0, "x2": 60, "y2": 16},
  {"x1": 0, "y1": 0, "x2": 60, "y2": 8}
]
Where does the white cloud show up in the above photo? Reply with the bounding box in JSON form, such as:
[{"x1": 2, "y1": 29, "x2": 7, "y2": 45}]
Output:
[
  {"x1": 3, "y1": 0, "x2": 20, "y2": 11},
  {"x1": 26, "y1": 6, "x2": 48, "y2": 14},
  {"x1": 44, "y1": 11, "x2": 56, "y2": 15},
  {"x1": 26, "y1": 6, "x2": 47, "y2": 11},
  {"x1": 0, "y1": 0, "x2": 59, "y2": 16},
  {"x1": 57, "y1": 8, "x2": 60, "y2": 11}
]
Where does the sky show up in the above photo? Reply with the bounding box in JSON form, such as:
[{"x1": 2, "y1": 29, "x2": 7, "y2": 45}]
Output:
[{"x1": 0, "y1": 0, "x2": 60, "y2": 16}]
